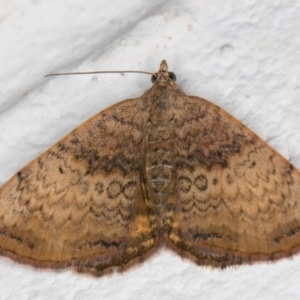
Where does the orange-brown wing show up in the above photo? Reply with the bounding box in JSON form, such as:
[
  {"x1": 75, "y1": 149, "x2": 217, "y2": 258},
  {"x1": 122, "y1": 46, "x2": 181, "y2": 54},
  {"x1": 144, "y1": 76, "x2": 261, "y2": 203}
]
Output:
[
  {"x1": 169, "y1": 95, "x2": 300, "y2": 267},
  {"x1": 0, "y1": 98, "x2": 155, "y2": 276}
]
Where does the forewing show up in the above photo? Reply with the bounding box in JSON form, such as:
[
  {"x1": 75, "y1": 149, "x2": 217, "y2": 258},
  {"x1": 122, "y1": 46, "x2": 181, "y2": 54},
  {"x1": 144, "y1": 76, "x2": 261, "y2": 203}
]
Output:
[
  {"x1": 0, "y1": 98, "x2": 155, "y2": 275},
  {"x1": 170, "y1": 95, "x2": 300, "y2": 267}
]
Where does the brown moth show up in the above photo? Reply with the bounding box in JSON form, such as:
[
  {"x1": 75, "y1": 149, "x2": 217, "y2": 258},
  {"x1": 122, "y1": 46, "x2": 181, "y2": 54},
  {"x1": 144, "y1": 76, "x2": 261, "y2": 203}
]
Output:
[{"x1": 0, "y1": 60, "x2": 300, "y2": 277}]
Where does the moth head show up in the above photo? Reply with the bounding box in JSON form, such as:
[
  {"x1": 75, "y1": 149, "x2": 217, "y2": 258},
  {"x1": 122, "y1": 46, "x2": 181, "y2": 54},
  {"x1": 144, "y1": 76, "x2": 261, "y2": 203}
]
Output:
[{"x1": 151, "y1": 60, "x2": 177, "y2": 84}]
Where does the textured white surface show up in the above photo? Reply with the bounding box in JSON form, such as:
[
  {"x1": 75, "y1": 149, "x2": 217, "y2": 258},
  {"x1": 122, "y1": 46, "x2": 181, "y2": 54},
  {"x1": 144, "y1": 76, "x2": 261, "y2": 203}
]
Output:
[{"x1": 1, "y1": 0, "x2": 300, "y2": 299}]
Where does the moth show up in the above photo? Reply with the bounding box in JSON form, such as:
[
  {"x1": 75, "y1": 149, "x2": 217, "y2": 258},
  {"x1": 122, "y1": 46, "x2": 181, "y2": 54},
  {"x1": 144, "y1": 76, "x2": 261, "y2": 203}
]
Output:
[{"x1": 0, "y1": 60, "x2": 299, "y2": 276}]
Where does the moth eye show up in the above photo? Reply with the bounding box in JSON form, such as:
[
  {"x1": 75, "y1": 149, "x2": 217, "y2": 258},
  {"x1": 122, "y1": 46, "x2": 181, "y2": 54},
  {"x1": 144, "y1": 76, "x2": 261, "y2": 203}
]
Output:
[
  {"x1": 151, "y1": 75, "x2": 157, "y2": 83},
  {"x1": 168, "y1": 72, "x2": 176, "y2": 82}
]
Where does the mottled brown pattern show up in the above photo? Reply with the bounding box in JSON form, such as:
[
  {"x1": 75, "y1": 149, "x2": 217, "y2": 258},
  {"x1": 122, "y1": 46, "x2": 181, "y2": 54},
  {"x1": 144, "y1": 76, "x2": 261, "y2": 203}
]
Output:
[{"x1": 0, "y1": 61, "x2": 300, "y2": 276}]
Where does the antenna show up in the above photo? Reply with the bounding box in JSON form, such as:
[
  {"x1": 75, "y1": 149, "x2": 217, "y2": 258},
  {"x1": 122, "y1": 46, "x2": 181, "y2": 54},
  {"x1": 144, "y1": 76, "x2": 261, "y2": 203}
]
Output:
[{"x1": 45, "y1": 70, "x2": 153, "y2": 77}]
